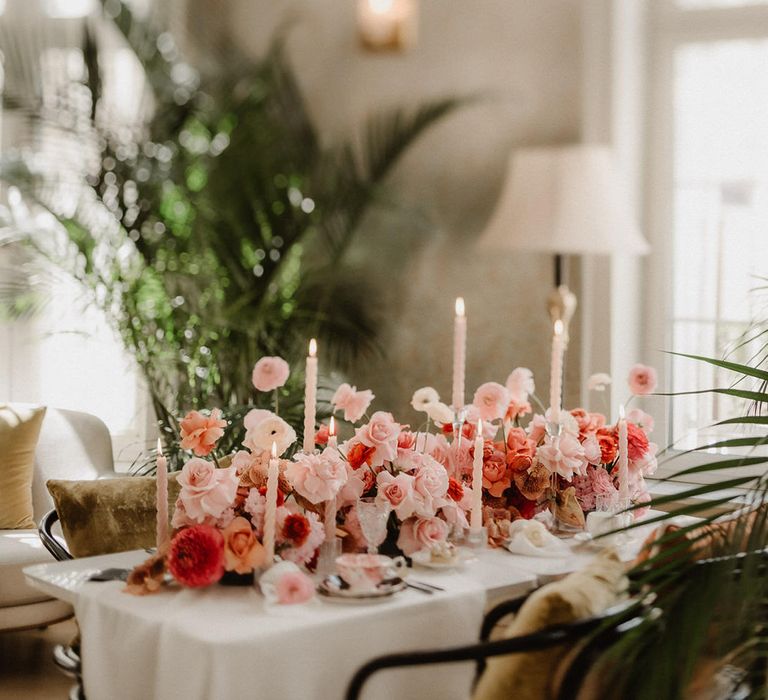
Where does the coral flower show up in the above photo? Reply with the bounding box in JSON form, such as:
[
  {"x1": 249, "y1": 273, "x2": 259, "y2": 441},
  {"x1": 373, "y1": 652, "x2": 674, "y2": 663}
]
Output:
[
  {"x1": 168, "y1": 525, "x2": 225, "y2": 588},
  {"x1": 346, "y1": 441, "x2": 376, "y2": 470},
  {"x1": 596, "y1": 427, "x2": 619, "y2": 464},
  {"x1": 222, "y1": 516, "x2": 265, "y2": 574},
  {"x1": 179, "y1": 409, "x2": 227, "y2": 456},
  {"x1": 628, "y1": 364, "x2": 658, "y2": 395},
  {"x1": 626, "y1": 422, "x2": 650, "y2": 461}
]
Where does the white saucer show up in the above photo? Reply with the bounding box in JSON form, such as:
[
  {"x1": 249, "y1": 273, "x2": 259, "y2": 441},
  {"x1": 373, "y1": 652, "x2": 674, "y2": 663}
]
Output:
[
  {"x1": 317, "y1": 575, "x2": 407, "y2": 604},
  {"x1": 410, "y1": 549, "x2": 471, "y2": 570}
]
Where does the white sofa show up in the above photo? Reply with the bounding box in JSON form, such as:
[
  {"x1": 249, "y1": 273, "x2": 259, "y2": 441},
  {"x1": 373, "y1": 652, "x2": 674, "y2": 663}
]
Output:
[{"x1": 0, "y1": 408, "x2": 116, "y2": 632}]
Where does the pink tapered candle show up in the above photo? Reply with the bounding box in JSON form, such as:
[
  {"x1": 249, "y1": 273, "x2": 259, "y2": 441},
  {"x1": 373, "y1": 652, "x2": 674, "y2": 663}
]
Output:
[
  {"x1": 303, "y1": 338, "x2": 318, "y2": 452},
  {"x1": 618, "y1": 405, "x2": 629, "y2": 501},
  {"x1": 263, "y1": 441, "x2": 279, "y2": 566},
  {"x1": 452, "y1": 297, "x2": 467, "y2": 413},
  {"x1": 324, "y1": 418, "x2": 339, "y2": 541},
  {"x1": 549, "y1": 320, "x2": 564, "y2": 425},
  {"x1": 471, "y1": 419, "x2": 484, "y2": 531},
  {"x1": 155, "y1": 438, "x2": 169, "y2": 553}
]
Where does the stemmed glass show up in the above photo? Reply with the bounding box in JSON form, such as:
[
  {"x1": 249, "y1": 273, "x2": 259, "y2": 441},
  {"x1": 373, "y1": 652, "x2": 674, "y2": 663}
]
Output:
[{"x1": 356, "y1": 497, "x2": 391, "y2": 554}]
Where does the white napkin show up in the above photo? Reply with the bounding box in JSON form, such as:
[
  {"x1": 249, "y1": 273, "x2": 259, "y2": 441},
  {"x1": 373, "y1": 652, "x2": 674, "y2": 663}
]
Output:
[{"x1": 504, "y1": 520, "x2": 571, "y2": 558}]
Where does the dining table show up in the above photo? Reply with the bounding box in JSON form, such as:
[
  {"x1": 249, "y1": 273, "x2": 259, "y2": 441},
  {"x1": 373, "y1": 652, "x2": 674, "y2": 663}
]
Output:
[{"x1": 23, "y1": 519, "x2": 673, "y2": 700}]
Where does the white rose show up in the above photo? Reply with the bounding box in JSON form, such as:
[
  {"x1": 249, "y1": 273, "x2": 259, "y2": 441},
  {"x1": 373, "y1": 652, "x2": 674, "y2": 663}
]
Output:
[{"x1": 244, "y1": 414, "x2": 297, "y2": 456}]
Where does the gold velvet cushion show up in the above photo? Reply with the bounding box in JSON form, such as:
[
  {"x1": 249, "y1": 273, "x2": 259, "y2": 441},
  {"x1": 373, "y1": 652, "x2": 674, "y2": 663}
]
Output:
[
  {"x1": 47, "y1": 475, "x2": 181, "y2": 558},
  {"x1": 473, "y1": 549, "x2": 627, "y2": 700},
  {"x1": 0, "y1": 404, "x2": 47, "y2": 529}
]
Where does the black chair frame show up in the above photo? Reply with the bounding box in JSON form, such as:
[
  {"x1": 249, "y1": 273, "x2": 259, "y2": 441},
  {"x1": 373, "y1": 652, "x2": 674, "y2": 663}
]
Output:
[{"x1": 39, "y1": 509, "x2": 73, "y2": 561}]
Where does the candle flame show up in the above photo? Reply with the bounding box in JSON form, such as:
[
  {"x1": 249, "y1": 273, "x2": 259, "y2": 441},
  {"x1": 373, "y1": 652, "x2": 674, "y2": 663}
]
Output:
[
  {"x1": 156, "y1": 437, "x2": 163, "y2": 457},
  {"x1": 271, "y1": 441, "x2": 278, "y2": 458},
  {"x1": 619, "y1": 404, "x2": 625, "y2": 420},
  {"x1": 329, "y1": 416, "x2": 336, "y2": 437},
  {"x1": 455, "y1": 297, "x2": 465, "y2": 317},
  {"x1": 309, "y1": 338, "x2": 317, "y2": 357},
  {"x1": 554, "y1": 319, "x2": 564, "y2": 336}
]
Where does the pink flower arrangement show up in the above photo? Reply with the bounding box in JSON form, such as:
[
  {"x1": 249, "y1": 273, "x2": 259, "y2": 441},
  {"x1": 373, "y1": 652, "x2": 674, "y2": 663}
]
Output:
[
  {"x1": 251, "y1": 356, "x2": 290, "y2": 392},
  {"x1": 179, "y1": 409, "x2": 227, "y2": 456}
]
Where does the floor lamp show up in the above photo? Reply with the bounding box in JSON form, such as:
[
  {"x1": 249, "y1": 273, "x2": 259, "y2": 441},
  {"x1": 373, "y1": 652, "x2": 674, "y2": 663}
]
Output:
[{"x1": 478, "y1": 144, "x2": 649, "y2": 392}]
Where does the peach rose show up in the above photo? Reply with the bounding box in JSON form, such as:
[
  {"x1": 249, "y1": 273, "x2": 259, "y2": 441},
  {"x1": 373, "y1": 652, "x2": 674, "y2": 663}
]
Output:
[
  {"x1": 376, "y1": 471, "x2": 417, "y2": 519},
  {"x1": 251, "y1": 356, "x2": 290, "y2": 392},
  {"x1": 481, "y1": 445, "x2": 511, "y2": 498},
  {"x1": 222, "y1": 516, "x2": 266, "y2": 574},
  {"x1": 505, "y1": 427, "x2": 536, "y2": 472},
  {"x1": 354, "y1": 411, "x2": 400, "y2": 467},
  {"x1": 176, "y1": 458, "x2": 238, "y2": 523},
  {"x1": 472, "y1": 382, "x2": 511, "y2": 422},
  {"x1": 396, "y1": 516, "x2": 449, "y2": 556},
  {"x1": 179, "y1": 409, "x2": 227, "y2": 456},
  {"x1": 628, "y1": 364, "x2": 658, "y2": 395}
]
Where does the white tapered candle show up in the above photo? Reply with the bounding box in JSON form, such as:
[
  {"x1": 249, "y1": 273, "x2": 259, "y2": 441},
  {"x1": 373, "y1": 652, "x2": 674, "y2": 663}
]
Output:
[
  {"x1": 549, "y1": 320, "x2": 564, "y2": 425},
  {"x1": 452, "y1": 297, "x2": 467, "y2": 413},
  {"x1": 471, "y1": 419, "x2": 484, "y2": 531},
  {"x1": 263, "y1": 442, "x2": 279, "y2": 566},
  {"x1": 303, "y1": 338, "x2": 318, "y2": 452}
]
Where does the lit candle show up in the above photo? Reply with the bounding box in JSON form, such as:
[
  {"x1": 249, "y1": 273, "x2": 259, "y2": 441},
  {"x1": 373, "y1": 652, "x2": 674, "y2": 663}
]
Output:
[
  {"x1": 470, "y1": 419, "x2": 484, "y2": 531},
  {"x1": 549, "y1": 320, "x2": 564, "y2": 425},
  {"x1": 452, "y1": 297, "x2": 467, "y2": 414},
  {"x1": 303, "y1": 338, "x2": 318, "y2": 452},
  {"x1": 328, "y1": 416, "x2": 338, "y2": 451},
  {"x1": 263, "y1": 441, "x2": 279, "y2": 566},
  {"x1": 155, "y1": 438, "x2": 169, "y2": 553},
  {"x1": 618, "y1": 405, "x2": 629, "y2": 502}
]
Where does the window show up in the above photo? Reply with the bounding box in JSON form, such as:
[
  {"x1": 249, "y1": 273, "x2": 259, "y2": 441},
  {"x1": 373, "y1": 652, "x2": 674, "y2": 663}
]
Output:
[{"x1": 648, "y1": 1, "x2": 768, "y2": 477}]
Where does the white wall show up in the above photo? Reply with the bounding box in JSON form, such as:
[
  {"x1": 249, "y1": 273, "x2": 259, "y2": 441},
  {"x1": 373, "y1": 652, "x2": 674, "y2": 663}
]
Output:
[{"x1": 224, "y1": 0, "x2": 584, "y2": 422}]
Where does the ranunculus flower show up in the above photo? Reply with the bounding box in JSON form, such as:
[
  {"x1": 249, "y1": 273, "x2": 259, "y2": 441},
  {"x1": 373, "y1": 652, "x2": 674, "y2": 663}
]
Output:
[
  {"x1": 168, "y1": 525, "x2": 225, "y2": 588},
  {"x1": 426, "y1": 402, "x2": 454, "y2": 425},
  {"x1": 354, "y1": 411, "x2": 401, "y2": 467},
  {"x1": 275, "y1": 570, "x2": 315, "y2": 604},
  {"x1": 332, "y1": 383, "x2": 375, "y2": 423},
  {"x1": 596, "y1": 427, "x2": 619, "y2": 464},
  {"x1": 314, "y1": 424, "x2": 330, "y2": 446},
  {"x1": 285, "y1": 450, "x2": 347, "y2": 504},
  {"x1": 179, "y1": 409, "x2": 227, "y2": 456},
  {"x1": 222, "y1": 516, "x2": 265, "y2": 574},
  {"x1": 411, "y1": 387, "x2": 441, "y2": 412},
  {"x1": 627, "y1": 408, "x2": 655, "y2": 433},
  {"x1": 243, "y1": 413, "x2": 297, "y2": 456},
  {"x1": 628, "y1": 364, "x2": 658, "y2": 395},
  {"x1": 587, "y1": 373, "x2": 612, "y2": 392},
  {"x1": 177, "y1": 458, "x2": 239, "y2": 523},
  {"x1": 506, "y1": 427, "x2": 536, "y2": 472},
  {"x1": 376, "y1": 471, "x2": 417, "y2": 519},
  {"x1": 447, "y1": 477, "x2": 464, "y2": 502},
  {"x1": 473, "y1": 382, "x2": 512, "y2": 422},
  {"x1": 505, "y1": 367, "x2": 535, "y2": 402},
  {"x1": 626, "y1": 422, "x2": 650, "y2": 461},
  {"x1": 277, "y1": 507, "x2": 325, "y2": 565},
  {"x1": 282, "y1": 513, "x2": 311, "y2": 547},
  {"x1": 396, "y1": 516, "x2": 449, "y2": 556},
  {"x1": 481, "y1": 444, "x2": 511, "y2": 498},
  {"x1": 537, "y1": 433, "x2": 588, "y2": 481},
  {"x1": 251, "y1": 356, "x2": 290, "y2": 392}
]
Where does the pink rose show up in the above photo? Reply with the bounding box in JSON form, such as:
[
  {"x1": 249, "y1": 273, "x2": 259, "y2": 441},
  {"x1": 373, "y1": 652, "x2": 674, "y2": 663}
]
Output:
[
  {"x1": 396, "y1": 516, "x2": 450, "y2": 556},
  {"x1": 582, "y1": 434, "x2": 602, "y2": 465},
  {"x1": 221, "y1": 516, "x2": 265, "y2": 574},
  {"x1": 251, "y1": 356, "x2": 290, "y2": 392},
  {"x1": 376, "y1": 471, "x2": 417, "y2": 519},
  {"x1": 472, "y1": 382, "x2": 512, "y2": 422},
  {"x1": 275, "y1": 570, "x2": 315, "y2": 604},
  {"x1": 627, "y1": 408, "x2": 655, "y2": 433},
  {"x1": 243, "y1": 409, "x2": 273, "y2": 432},
  {"x1": 628, "y1": 364, "x2": 658, "y2": 395},
  {"x1": 505, "y1": 367, "x2": 535, "y2": 402},
  {"x1": 412, "y1": 455, "x2": 449, "y2": 504},
  {"x1": 176, "y1": 458, "x2": 238, "y2": 523},
  {"x1": 481, "y1": 446, "x2": 511, "y2": 498},
  {"x1": 179, "y1": 409, "x2": 227, "y2": 456},
  {"x1": 537, "y1": 433, "x2": 588, "y2": 481},
  {"x1": 332, "y1": 383, "x2": 375, "y2": 423},
  {"x1": 285, "y1": 450, "x2": 348, "y2": 504},
  {"x1": 354, "y1": 411, "x2": 401, "y2": 467}
]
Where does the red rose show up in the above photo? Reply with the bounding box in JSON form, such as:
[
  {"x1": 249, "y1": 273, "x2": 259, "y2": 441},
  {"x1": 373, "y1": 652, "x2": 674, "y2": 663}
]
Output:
[
  {"x1": 347, "y1": 442, "x2": 376, "y2": 470},
  {"x1": 168, "y1": 525, "x2": 225, "y2": 588},
  {"x1": 282, "y1": 513, "x2": 311, "y2": 547},
  {"x1": 596, "y1": 427, "x2": 618, "y2": 464},
  {"x1": 626, "y1": 422, "x2": 650, "y2": 461},
  {"x1": 447, "y1": 477, "x2": 464, "y2": 502},
  {"x1": 314, "y1": 424, "x2": 330, "y2": 446}
]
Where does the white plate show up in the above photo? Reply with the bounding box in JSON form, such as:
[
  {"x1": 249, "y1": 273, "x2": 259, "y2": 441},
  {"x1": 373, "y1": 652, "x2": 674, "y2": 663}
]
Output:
[
  {"x1": 410, "y1": 549, "x2": 472, "y2": 570},
  {"x1": 317, "y1": 576, "x2": 407, "y2": 604}
]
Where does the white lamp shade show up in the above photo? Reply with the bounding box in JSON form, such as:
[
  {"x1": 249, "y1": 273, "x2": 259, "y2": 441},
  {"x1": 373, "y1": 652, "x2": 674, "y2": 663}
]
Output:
[{"x1": 478, "y1": 144, "x2": 649, "y2": 256}]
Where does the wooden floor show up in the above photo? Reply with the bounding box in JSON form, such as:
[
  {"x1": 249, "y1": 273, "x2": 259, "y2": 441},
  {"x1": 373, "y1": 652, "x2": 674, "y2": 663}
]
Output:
[{"x1": 0, "y1": 619, "x2": 77, "y2": 700}]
